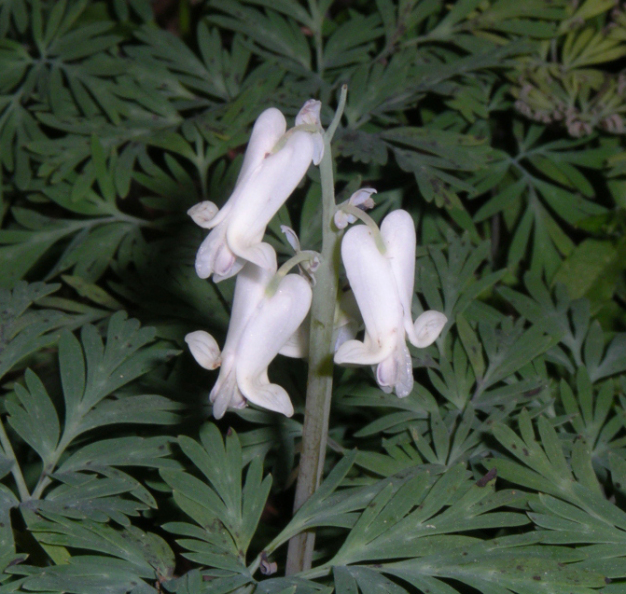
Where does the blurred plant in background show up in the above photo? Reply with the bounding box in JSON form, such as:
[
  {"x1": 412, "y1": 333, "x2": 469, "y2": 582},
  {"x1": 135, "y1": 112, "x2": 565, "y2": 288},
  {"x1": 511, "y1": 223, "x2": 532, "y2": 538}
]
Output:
[{"x1": 1, "y1": 0, "x2": 626, "y2": 592}]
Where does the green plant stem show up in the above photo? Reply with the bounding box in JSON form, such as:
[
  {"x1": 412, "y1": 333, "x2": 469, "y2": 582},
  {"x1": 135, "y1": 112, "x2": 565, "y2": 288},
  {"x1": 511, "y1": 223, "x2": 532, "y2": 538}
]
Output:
[
  {"x1": 307, "y1": 0, "x2": 325, "y2": 78},
  {"x1": 285, "y1": 85, "x2": 347, "y2": 576},
  {"x1": 0, "y1": 417, "x2": 30, "y2": 501}
]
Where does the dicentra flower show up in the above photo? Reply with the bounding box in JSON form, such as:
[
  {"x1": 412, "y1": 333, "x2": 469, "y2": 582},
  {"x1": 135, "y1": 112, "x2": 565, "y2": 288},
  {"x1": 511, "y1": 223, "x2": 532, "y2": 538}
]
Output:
[
  {"x1": 189, "y1": 101, "x2": 323, "y2": 282},
  {"x1": 334, "y1": 210, "x2": 447, "y2": 397},
  {"x1": 186, "y1": 262, "x2": 312, "y2": 418}
]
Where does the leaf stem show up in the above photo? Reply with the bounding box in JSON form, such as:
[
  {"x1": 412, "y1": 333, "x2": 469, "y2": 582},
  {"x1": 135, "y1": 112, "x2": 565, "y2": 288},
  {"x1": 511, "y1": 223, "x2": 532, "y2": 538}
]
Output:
[
  {"x1": 0, "y1": 416, "x2": 30, "y2": 501},
  {"x1": 285, "y1": 85, "x2": 347, "y2": 575}
]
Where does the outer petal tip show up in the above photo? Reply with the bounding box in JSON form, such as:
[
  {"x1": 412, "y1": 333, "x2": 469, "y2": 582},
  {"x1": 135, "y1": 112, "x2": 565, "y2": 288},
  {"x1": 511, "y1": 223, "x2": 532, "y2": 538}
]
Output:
[
  {"x1": 349, "y1": 188, "x2": 377, "y2": 210},
  {"x1": 311, "y1": 133, "x2": 324, "y2": 165},
  {"x1": 235, "y1": 242, "x2": 277, "y2": 271},
  {"x1": 334, "y1": 210, "x2": 352, "y2": 229},
  {"x1": 375, "y1": 343, "x2": 413, "y2": 398},
  {"x1": 188, "y1": 201, "x2": 219, "y2": 228},
  {"x1": 296, "y1": 99, "x2": 322, "y2": 127},
  {"x1": 242, "y1": 383, "x2": 295, "y2": 417},
  {"x1": 411, "y1": 311, "x2": 447, "y2": 348},
  {"x1": 185, "y1": 331, "x2": 221, "y2": 370},
  {"x1": 334, "y1": 338, "x2": 388, "y2": 366}
]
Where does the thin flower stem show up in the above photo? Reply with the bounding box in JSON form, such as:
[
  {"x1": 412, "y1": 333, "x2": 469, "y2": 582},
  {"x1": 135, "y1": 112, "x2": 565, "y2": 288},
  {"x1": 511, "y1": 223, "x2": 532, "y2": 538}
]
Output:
[
  {"x1": 337, "y1": 204, "x2": 387, "y2": 253},
  {"x1": 285, "y1": 85, "x2": 347, "y2": 575},
  {"x1": 266, "y1": 251, "x2": 320, "y2": 296},
  {"x1": 0, "y1": 416, "x2": 30, "y2": 501}
]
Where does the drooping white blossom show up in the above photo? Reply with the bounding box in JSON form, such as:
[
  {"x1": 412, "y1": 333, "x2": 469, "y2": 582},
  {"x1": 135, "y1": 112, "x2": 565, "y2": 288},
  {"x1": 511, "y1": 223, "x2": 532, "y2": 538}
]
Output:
[
  {"x1": 334, "y1": 210, "x2": 447, "y2": 397},
  {"x1": 189, "y1": 102, "x2": 323, "y2": 282},
  {"x1": 186, "y1": 263, "x2": 312, "y2": 418}
]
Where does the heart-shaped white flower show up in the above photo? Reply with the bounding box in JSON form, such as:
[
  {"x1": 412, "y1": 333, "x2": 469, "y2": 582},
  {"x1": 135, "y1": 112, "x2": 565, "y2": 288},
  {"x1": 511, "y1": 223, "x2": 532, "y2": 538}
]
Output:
[
  {"x1": 334, "y1": 210, "x2": 447, "y2": 397},
  {"x1": 190, "y1": 101, "x2": 323, "y2": 282}
]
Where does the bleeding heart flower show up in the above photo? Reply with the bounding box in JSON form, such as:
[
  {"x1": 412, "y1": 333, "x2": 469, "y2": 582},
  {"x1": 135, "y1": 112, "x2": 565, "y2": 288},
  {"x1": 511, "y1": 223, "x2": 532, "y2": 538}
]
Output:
[
  {"x1": 334, "y1": 210, "x2": 447, "y2": 397},
  {"x1": 186, "y1": 262, "x2": 312, "y2": 418},
  {"x1": 189, "y1": 101, "x2": 323, "y2": 282}
]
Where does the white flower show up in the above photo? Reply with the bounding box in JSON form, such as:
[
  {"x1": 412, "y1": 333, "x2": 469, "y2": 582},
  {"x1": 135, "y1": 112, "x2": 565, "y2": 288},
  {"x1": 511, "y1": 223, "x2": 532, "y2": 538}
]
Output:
[
  {"x1": 185, "y1": 263, "x2": 312, "y2": 418},
  {"x1": 334, "y1": 210, "x2": 447, "y2": 397},
  {"x1": 190, "y1": 102, "x2": 323, "y2": 282}
]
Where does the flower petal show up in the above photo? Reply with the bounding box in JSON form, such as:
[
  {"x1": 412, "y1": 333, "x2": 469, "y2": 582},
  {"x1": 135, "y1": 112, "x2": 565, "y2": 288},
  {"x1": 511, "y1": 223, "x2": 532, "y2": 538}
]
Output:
[
  {"x1": 280, "y1": 225, "x2": 301, "y2": 253},
  {"x1": 380, "y1": 210, "x2": 417, "y2": 343},
  {"x1": 232, "y1": 241, "x2": 277, "y2": 272},
  {"x1": 201, "y1": 108, "x2": 287, "y2": 233},
  {"x1": 237, "y1": 107, "x2": 286, "y2": 185},
  {"x1": 412, "y1": 310, "x2": 447, "y2": 348},
  {"x1": 185, "y1": 330, "x2": 221, "y2": 370},
  {"x1": 236, "y1": 274, "x2": 312, "y2": 416},
  {"x1": 310, "y1": 133, "x2": 324, "y2": 165},
  {"x1": 279, "y1": 315, "x2": 310, "y2": 358},
  {"x1": 222, "y1": 262, "x2": 276, "y2": 355},
  {"x1": 209, "y1": 263, "x2": 273, "y2": 418},
  {"x1": 188, "y1": 201, "x2": 219, "y2": 228},
  {"x1": 349, "y1": 188, "x2": 377, "y2": 210},
  {"x1": 226, "y1": 130, "x2": 315, "y2": 266},
  {"x1": 334, "y1": 224, "x2": 401, "y2": 366},
  {"x1": 240, "y1": 375, "x2": 294, "y2": 417},
  {"x1": 295, "y1": 99, "x2": 322, "y2": 127},
  {"x1": 210, "y1": 354, "x2": 246, "y2": 419},
  {"x1": 375, "y1": 341, "x2": 413, "y2": 397},
  {"x1": 333, "y1": 209, "x2": 354, "y2": 230},
  {"x1": 194, "y1": 221, "x2": 242, "y2": 281}
]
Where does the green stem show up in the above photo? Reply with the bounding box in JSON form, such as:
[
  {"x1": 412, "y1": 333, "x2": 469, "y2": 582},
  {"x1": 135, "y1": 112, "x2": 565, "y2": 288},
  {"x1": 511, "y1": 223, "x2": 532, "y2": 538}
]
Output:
[
  {"x1": 0, "y1": 417, "x2": 30, "y2": 501},
  {"x1": 285, "y1": 85, "x2": 347, "y2": 576},
  {"x1": 307, "y1": 0, "x2": 324, "y2": 78}
]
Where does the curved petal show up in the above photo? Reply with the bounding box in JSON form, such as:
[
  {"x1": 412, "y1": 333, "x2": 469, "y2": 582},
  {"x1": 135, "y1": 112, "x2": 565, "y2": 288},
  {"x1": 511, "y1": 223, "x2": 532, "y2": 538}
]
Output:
[
  {"x1": 310, "y1": 133, "x2": 324, "y2": 165},
  {"x1": 226, "y1": 131, "x2": 315, "y2": 263},
  {"x1": 188, "y1": 201, "x2": 219, "y2": 229},
  {"x1": 233, "y1": 241, "x2": 277, "y2": 272},
  {"x1": 237, "y1": 107, "x2": 286, "y2": 184},
  {"x1": 195, "y1": 221, "x2": 241, "y2": 280},
  {"x1": 210, "y1": 354, "x2": 246, "y2": 419},
  {"x1": 240, "y1": 372, "x2": 294, "y2": 417},
  {"x1": 412, "y1": 310, "x2": 447, "y2": 348},
  {"x1": 380, "y1": 210, "x2": 417, "y2": 342},
  {"x1": 349, "y1": 188, "x2": 377, "y2": 209},
  {"x1": 203, "y1": 108, "x2": 287, "y2": 232},
  {"x1": 222, "y1": 262, "x2": 276, "y2": 356},
  {"x1": 236, "y1": 274, "x2": 312, "y2": 416},
  {"x1": 375, "y1": 341, "x2": 413, "y2": 397},
  {"x1": 295, "y1": 99, "x2": 321, "y2": 127},
  {"x1": 335, "y1": 333, "x2": 396, "y2": 366},
  {"x1": 185, "y1": 331, "x2": 221, "y2": 370},
  {"x1": 334, "y1": 225, "x2": 402, "y2": 365},
  {"x1": 279, "y1": 315, "x2": 310, "y2": 358},
  {"x1": 334, "y1": 209, "x2": 354, "y2": 230}
]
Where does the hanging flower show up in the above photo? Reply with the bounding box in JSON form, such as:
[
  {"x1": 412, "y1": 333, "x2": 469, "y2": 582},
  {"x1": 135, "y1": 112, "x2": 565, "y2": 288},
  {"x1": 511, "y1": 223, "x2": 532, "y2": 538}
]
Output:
[
  {"x1": 334, "y1": 210, "x2": 447, "y2": 397},
  {"x1": 189, "y1": 101, "x2": 323, "y2": 282},
  {"x1": 185, "y1": 263, "x2": 312, "y2": 418}
]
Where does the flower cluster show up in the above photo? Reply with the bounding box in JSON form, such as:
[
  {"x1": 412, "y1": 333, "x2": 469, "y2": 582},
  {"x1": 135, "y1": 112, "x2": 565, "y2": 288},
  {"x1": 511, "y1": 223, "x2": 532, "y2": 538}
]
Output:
[{"x1": 186, "y1": 101, "x2": 447, "y2": 418}]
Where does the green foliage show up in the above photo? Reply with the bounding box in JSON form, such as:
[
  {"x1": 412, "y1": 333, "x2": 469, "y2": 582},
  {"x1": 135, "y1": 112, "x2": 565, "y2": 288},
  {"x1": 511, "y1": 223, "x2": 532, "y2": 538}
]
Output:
[{"x1": 1, "y1": 0, "x2": 626, "y2": 592}]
